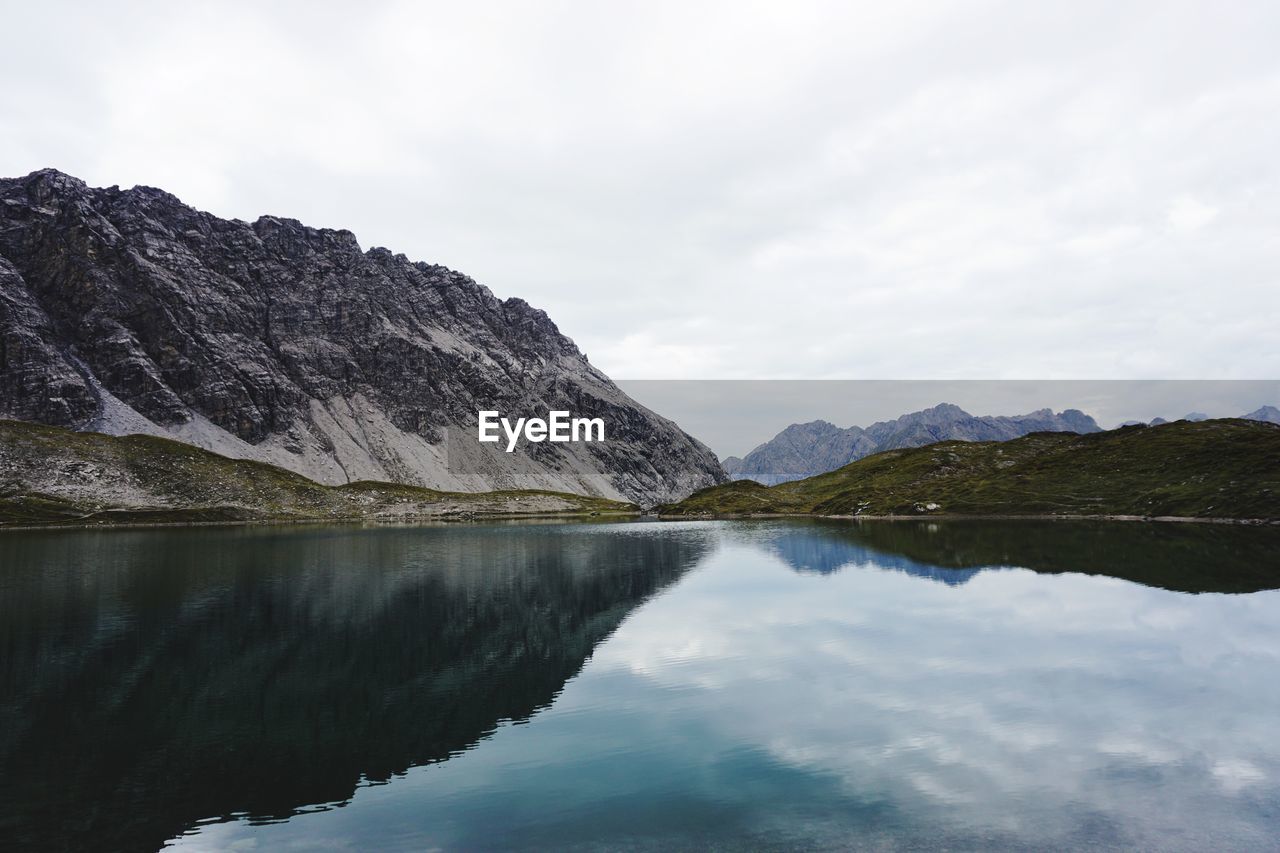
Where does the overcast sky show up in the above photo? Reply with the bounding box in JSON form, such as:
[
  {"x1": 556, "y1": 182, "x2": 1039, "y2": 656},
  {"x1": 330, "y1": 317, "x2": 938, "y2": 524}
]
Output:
[{"x1": 3, "y1": 0, "x2": 1278, "y2": 382}]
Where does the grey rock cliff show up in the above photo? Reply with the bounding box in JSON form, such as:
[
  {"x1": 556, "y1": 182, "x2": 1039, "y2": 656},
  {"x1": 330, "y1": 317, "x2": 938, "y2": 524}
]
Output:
[
  {"x1": 0, "y1": 169, "x2": 725, "y2": 505},
  {"x1": 730, "y1": 403, "x2": 1102, "y2": 485}
]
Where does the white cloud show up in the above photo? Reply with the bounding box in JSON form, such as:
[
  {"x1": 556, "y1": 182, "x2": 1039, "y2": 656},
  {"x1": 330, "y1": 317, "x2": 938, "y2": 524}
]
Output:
[
  {"x1": 1168, "y1": 195, "x2": 1221, "y2": 231},
  {"x1": 585, "y1": 532, "x2": 1280, "y2": 844}
]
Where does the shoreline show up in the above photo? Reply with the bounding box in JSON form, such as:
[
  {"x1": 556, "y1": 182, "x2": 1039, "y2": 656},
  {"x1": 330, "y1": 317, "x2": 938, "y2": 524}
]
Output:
[
  {"x1": 0, "y1": 509, "x2": 642, "y2": 534},
  {"x1": 4, "y1": 509, "x2": 1277, "y2": 533},
  {"x1": 654, "y1": 512, "x2": 1279, "y2": 526}
]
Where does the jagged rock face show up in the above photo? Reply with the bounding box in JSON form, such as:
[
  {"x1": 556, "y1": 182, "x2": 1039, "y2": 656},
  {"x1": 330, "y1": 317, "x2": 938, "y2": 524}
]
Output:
[
  {"x1": 0, "y1": 169, "x2": 725, "y2": 505},
  {"x1": 731, "y1": 403, "x2": 1103, "y2": 485},
  {"x1": 0, "y1": 257, "x2": 100, "y2": 426}
]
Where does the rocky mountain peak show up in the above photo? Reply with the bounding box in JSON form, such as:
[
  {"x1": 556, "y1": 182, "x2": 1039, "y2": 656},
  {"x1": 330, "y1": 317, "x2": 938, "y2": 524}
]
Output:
[
  {"x1": 0, "y1": 169, "x2": 725, "y2": 504},
  {"x1": 779, "y1": 419, "x2": 842, "y2": 436},
  {"x1": 17, "y1": 167, "x2": 89, "y2": 199}
]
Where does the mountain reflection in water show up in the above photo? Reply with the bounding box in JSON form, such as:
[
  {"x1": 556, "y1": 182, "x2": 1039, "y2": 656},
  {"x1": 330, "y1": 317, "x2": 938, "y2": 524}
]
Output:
[
  {"x1": 0, "y1": 523, "x2": 713, "y2": 851},
  {"x1": 758, "y1": 518, "x2": 1280, "y2": 593},
  {"x1": 0, "y1": 519, "x2": 1277, "y2": 851}
]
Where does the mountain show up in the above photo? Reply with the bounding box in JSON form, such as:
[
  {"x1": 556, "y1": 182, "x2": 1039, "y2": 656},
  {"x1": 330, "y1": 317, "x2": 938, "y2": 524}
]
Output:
[
  {"x1": 1148, "y1": 413, "x2": 1207, "y2": 425},
  {"x1": 1245, "y1": 405, "x2": 1280, "y2": 425},
  {"x1": 0, "y1": 169, "x2": 724, "y2": 505},
  {"x1": 660, "y1": 418, "x2": 1280, "y2": 520},
  {"x1": 723, "y1": 419, "x2": 879, "y2": 485},
  {"x1": 0, "y1": 419, "x2": 636, "y2": 527},
  {"x1": 729, "y1": 403, "x2": 1101, "y2": 485},
  {"x1": 1141, "y1": 408, "x2": 1276, "y2": 427}
]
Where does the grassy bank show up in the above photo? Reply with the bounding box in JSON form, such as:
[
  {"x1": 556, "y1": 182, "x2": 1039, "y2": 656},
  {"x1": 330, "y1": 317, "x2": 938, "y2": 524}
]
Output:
[
  {"x1": 0, "y1": 420, "x2": 636, "y2": 528},
  {"x1": 658, "y1": 419, "x2": 1280, "y2": 521}
]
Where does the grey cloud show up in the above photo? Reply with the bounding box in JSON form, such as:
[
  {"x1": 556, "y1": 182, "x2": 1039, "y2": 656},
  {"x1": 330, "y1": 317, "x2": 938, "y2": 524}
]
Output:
[{"x1": 3, "y1": 1, "x2": 1278, "y2": 381}]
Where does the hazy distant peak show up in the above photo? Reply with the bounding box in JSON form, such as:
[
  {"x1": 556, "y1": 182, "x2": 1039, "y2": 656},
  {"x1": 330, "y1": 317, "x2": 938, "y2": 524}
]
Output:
[
  {"x1": 721, "y1": 456, "x2": 745, "y2": 478},
  {"x1": 784, "y1": 419, "x2": 841, "y2": 432},
  {"x1": 919, "y1": 402, "x2": 971, "y2": 419},
  {"x1": 1245, "y1": 405, "x2": 1280, "y2": 424},
  {"x1": 729, "y1": 402, "x2": 1102, "y2": 485}
]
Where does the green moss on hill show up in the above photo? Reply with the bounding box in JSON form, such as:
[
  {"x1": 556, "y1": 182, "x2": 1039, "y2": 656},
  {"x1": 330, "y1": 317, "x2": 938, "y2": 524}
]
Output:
[{"x1": 660, "y1": 419, "x2": 1280, "y2": 520}]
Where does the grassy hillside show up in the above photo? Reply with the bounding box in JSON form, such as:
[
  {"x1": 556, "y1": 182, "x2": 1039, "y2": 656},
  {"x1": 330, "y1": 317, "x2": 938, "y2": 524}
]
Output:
[
  {"x1": 0, "y1": 420, "x2": 636, "y2": 527},
  {"x1": 659, "y1": 419, "x2": 1280, "y2": 520}
]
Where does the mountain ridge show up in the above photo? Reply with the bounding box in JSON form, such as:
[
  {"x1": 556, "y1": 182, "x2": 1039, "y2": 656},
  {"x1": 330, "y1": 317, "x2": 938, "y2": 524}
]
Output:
[
  {"x1": 0, "y1": 169, "x2": 725, "y2": 505},
  {"x1": 1244, "y1": 405, "x2": 1280, "y2": 424},
  {"x1": 724, "y1": 403, "x2": 1103, "y2": 484}
]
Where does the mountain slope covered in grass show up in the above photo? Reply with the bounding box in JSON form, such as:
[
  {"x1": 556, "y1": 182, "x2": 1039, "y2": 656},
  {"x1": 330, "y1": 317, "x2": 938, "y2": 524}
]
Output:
[
  {"x1": 661, "y1": 419, "x2": 1280, "y2": 521},
  {"x1": 0, "y1": 420, "x2": 634, "y2": 527}
]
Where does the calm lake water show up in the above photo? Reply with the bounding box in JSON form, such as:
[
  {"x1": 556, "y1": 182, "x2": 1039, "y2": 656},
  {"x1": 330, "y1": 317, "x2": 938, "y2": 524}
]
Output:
[{"x1": 2, "y1": 519, "x2": 1279, "y2": 851}]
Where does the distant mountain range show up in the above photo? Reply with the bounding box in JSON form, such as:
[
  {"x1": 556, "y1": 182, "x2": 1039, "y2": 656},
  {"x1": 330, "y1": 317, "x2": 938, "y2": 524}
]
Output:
[
  {"x1": 0, "y1": 169, "x2": 725, "y2": 505},
  {"x1": 1126, "y1": 412, "x2": 1208, "y2": 426},
  {"x1": 1121, "y1": 407, "x2": 1278, "y2": 428},
  {"x1": 723, "y1": 403, "x2": 1101, "y2": 485},
  {"x1": 726, "y1": 403, "x2": 1280, "y2": 485}
]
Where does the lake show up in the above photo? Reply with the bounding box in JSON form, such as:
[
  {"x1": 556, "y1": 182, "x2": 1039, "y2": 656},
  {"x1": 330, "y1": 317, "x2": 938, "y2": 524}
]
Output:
[{"x1": 2, "y1": 519, "x2": 1278, "y2": 850}]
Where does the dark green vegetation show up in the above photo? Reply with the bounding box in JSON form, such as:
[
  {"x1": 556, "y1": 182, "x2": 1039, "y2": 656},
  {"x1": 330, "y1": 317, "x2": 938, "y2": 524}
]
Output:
[
  {"x1": 660, "y1": 419, "x2": 1280, "y2": 520},
  {"x1": 0, "y1": 420, "x2": 635, "y2": 527}
]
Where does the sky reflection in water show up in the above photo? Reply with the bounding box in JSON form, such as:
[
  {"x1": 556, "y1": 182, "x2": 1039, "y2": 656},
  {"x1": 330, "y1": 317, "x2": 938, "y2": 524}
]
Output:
[{"x1": 2, "y1": 519, "x2": 1277, "y2": 851}]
